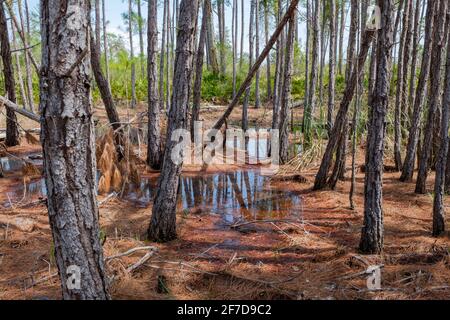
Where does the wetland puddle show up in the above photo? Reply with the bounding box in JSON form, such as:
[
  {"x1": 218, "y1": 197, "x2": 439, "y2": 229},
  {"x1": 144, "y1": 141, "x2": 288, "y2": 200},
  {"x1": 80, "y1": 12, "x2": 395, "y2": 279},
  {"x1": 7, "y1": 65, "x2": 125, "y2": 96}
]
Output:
[{"x1": 1, "y1": 136, "x2": 303, "y2": 224}]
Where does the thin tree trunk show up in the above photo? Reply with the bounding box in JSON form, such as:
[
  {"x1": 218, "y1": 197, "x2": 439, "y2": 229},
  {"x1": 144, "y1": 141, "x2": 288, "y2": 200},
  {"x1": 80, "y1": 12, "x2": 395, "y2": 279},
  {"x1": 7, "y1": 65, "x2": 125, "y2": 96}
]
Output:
[
  {"x1": 400, "y1": 0, "x2": 437, "y2": 182},
  {"x1": 205, "y1": 0, "x2": 219, "y2": 74},
  {"x1": 393, "y1": 0, "x2": 412, "y2": 171},
  {"x1": 0, "y1": 2, "x2": 20, "y2": 147},
  {"x1": 21, "y1": 0, "x2": 34, "y2": 112},
  {"x1": 264, "y1": 0, "x2": 272, "y2": 99},
  {"x1": 415, "y1": 0, "x2": 448, "y2": 194},
  {"x1": 359, "y1": 0, "x2": 394, "y2": 255},
  {"x1": 102, "y1": 0, "x2": 110, "y2": 85},
  {"x1": 313, "y1": 29, "x2": 376, "y2": 190},
  {"x1": 279, "y1": 11, "x2": 296, "y2": 164},
  {"x1": 242, "y1": 0, "x2": 256, "y2": 131},
  {"x1": 137, "y1": 0, "x2": 145, "y2": 77},
  {"x1": 191, "y1": 0, "x2": 208, "y2": 138},
  {"x1": 147, "y1": 0, "x2": 162, "y2": 170},
  {"x1": 40, "y1": 0, "x2": 110, "y2": 299},
  {"x1": 408, "y1": 0, "x2": 423, "y2": 115},
  {"x1": 160, "y1": 0, "x2": 167, "y2": 110},
  {"x1": 213, "y1": 0, "x2": 300, "y2": 130},
  {"x1": 90, "y1": 31, "x2": 124, "y2": 160},
  {"x1": 303, "y1": 0, "x2": 321, "y2": 142},
  {"x1": 328, "y1": 0, "x2": 337, "y2": 133},
  {"x1": 11, "y1": 19, "x2": 27, "y2": 112},
  {"x1": 240, "y1": 0, "x2": 245, "y2": 71},
  {"x1": 433, "y1": 29, "x2": 450, "y2": 235},
  {"x1": 232, "y1": 0, "x2": 237, "y2": 97},
  {"x1": 338, "y1": 0, "x2": 346, "y2": 76},
  {"x1": 255, "y1": 0, "x2": 261, "y2": 109},
  {"x1": 148, "y1": 0, "x2": 199, "y2": 243},
  {"x1": 129, "y1": 0, "x2": 137, "y2": 108}
]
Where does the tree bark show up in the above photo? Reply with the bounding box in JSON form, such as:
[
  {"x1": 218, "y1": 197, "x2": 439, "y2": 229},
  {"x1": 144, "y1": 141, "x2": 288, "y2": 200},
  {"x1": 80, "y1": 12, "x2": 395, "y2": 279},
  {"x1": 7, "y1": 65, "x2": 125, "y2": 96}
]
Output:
[
  {"x1": 432, "y1": 11, "x2": 450, "y2": 237},
  {"x1": 303, "y1": 0, "x2": 321, "y2": 141},
  {"x1": 205, "y1": 0, "x2": 219, "y2": 74},
  {"x1": 415, "y1": 0, "x2": 448, "y2": 194},
  {"x1": 393, "y1": 0, "x2": 412, "y2": 171},
  {"x1": 242, "y1": 0, "x2": 256, "y2": 131},
  {"x1": 400, "y1": 0, "x2": 437, "y2": 182},
  {"x1": 128, "y1": 0, "x2": 137, "y2": 109},
  {"x1": 20, "y1": 0, "x2": 34, "y2": 112},
  {"x1": 102, "y1": 0, "x2": 110, "y2": 85},
  {"x1": 328, "y1": 0, "x2": 337, "y2": 133},
  {"x1": 0, "y1": 2, "x2": 20, "y2": 147},
  {"x1": 279, "y1": 10, "x2": 296, "y2": 164},
  {"x1": 359, "y1": 0, "x2": 394, "y2": 255},
  {"x1": 148, "y1": 0, "x2": 198, "y2": 243},
  {"x1": 147, "y1": 0, "x2": 162, "y2": 170},
  {"x1": 408, "y1": 0, "x2": 423, "y2": 115},
  {"x1": 255, "y1": 0, "x2": 261, "y2": 109},
  {"x1": 40, "y1": 0, "x2": 110, "y2": 299},
  {"x1": 191, "y1": 0, "x2": 207, "y2": 139},
  {"x1": 338, "y1": 1, "x2": 346, "y2": 76},
  {"x1": 313, "y1": 29, "x2": 376, "y2": 191}
]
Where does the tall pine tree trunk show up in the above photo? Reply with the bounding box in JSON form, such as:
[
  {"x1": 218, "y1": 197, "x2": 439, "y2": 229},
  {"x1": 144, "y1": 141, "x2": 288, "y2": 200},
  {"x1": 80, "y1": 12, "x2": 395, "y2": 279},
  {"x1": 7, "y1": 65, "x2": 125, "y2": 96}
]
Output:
[
  {"x1": 432, "y1": 13, "x2": 450, "y2": 237},
  {"x1": 415, "y1": 0, "x2": 447, "y2": 194},
  {"x1": 360, "y1": 0, "x2": 394, "y2": 255},
  {"x1": 147, "y1": 0, "x2": 162, "y2": 170},
  {"x1": 400, "y1": 0, "x2": 437, "y2": 182},
  {"x1": 0, "y1": 2, "x2": 20, "y2": 147},
  {"x1": 279, "y1": 11, "x2": 296, "y2": 164},
  {"x1": 148, "y1": 0, "x2": 198, "y2": 243},
  {"x1": 40, "y1": 0, "x2": 109, "y2": 299},
  {"x1": 327, "y1": 0, "x2": 337, "y2": 133}
]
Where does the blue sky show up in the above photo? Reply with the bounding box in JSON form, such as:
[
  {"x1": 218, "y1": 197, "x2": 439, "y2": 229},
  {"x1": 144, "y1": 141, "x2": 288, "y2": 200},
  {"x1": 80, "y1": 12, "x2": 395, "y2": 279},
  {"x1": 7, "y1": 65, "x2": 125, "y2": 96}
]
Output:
[{"x1": 26, "y1": 0, "x2": 309, "y2": 55}]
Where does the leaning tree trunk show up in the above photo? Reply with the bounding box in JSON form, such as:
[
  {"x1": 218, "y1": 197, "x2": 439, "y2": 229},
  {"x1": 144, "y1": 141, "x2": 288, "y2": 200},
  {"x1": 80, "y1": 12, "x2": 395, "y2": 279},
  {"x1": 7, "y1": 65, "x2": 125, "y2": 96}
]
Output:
[
  {"x1": 147, "y1": 0, "x2": 162, "y2": 170},
  {"x1": 0, "y1": 2, "x2": 20, "y2": 147},
  {"x1": 40, "y1": 0, "x2": 110, "y2": 300},
  {"x1": 313, "y1": 29, "x2": 376, "y2": 191},
  {"x1": 432, "y1": 15, "x2": 450, "y2": 237},
  {"x1": 148, "y1": 0, "x2": 198, "y2": 243},
  {"x1": 279, "y1": 11, "x2": 296, "y2": 164},
  {"x1": 90, "y1": 25, "x2": 124, "y2": 159},
  {"x1": 359, "y1": 0, "x2": 394, "y2": 255},
  {"x1": 400, "y1": 0, "x2": 437, "y2": 182},
  {"x1": 90, "y1": 8, "x2": 125, "y2": 160},
  {"x1": 213, "y1": 0, "x2": 300, "y2": 131}
]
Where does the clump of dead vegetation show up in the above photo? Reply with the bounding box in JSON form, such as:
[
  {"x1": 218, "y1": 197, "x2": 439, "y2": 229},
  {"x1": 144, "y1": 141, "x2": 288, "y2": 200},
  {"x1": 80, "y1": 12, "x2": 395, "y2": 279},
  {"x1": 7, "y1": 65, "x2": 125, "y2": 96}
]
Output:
[{"x1": 96, "y1": 129, "x2": 145, "y2": 195}]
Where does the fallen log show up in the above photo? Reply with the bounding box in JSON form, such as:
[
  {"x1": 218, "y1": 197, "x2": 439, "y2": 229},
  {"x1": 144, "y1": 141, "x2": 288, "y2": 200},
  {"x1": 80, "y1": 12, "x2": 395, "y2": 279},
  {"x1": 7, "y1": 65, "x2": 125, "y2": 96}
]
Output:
[{"x1": 0, "y1": 95, "x2": 40, "y2": 123}]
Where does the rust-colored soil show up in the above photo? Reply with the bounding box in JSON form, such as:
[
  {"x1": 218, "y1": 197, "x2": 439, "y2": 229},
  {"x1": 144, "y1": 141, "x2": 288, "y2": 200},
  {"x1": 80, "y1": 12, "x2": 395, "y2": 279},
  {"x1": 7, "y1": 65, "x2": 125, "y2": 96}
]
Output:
[{"x1": 0, "y1": 103, "x2": 448, "y2": 300}]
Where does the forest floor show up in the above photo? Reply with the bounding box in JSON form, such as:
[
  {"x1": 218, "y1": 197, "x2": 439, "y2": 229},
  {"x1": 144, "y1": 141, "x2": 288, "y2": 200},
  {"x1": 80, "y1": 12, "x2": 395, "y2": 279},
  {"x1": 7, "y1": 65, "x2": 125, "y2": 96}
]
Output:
[{"x1": 0, "y1": 103, "x2": 449, "y2": 300}]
